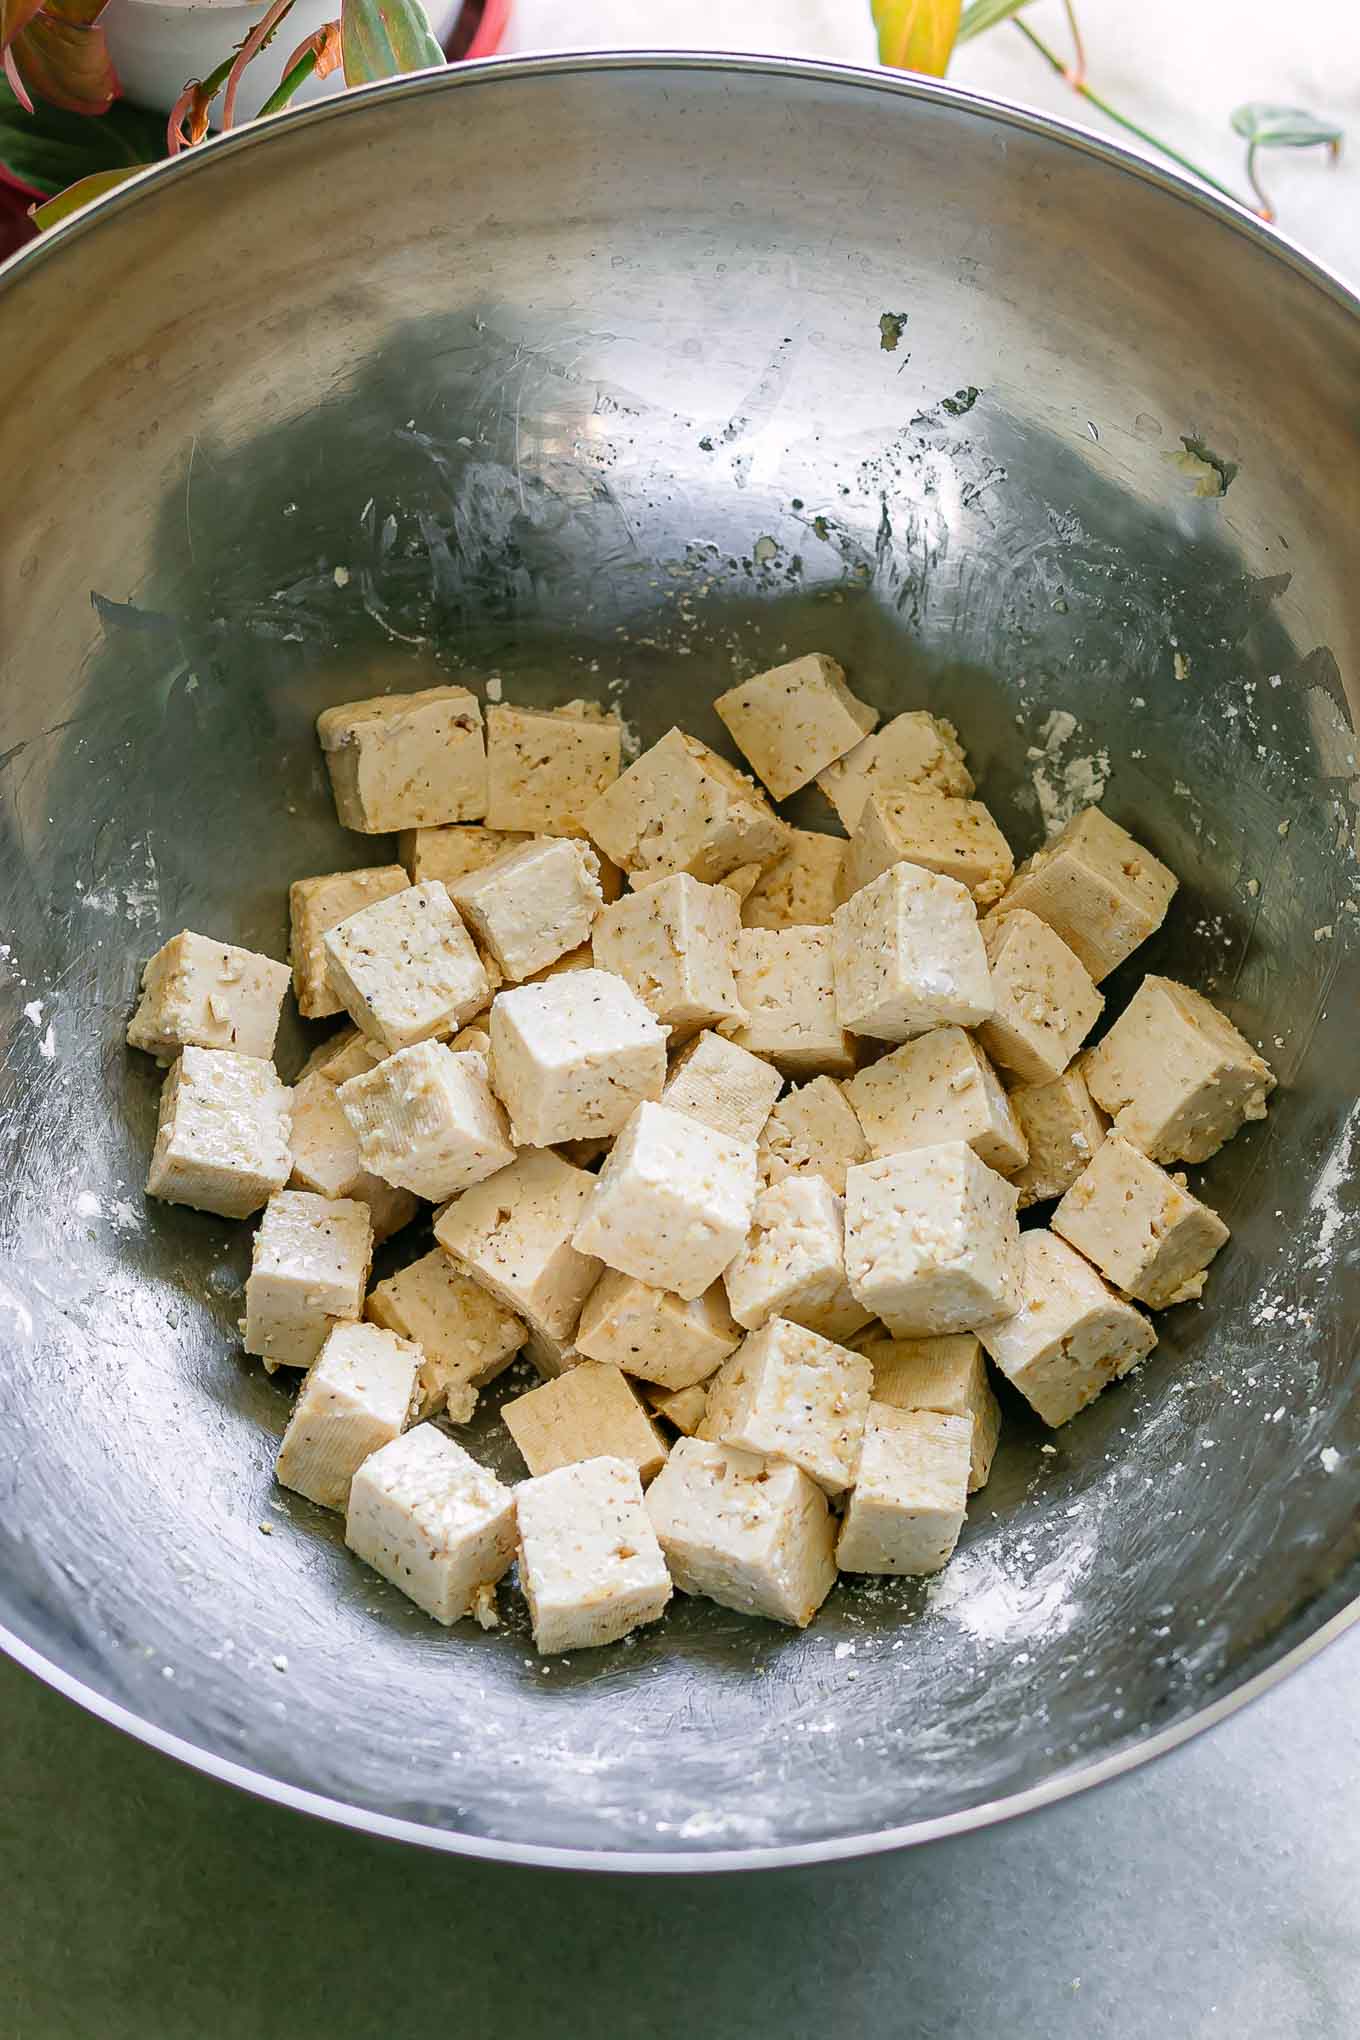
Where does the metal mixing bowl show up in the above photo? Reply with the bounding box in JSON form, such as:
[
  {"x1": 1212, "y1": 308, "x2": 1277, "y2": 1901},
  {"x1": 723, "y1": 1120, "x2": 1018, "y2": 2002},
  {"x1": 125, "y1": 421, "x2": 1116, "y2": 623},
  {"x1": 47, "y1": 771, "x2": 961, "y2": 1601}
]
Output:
[{"x1": 1, "y1": 54, "x2": 1358, "y2": 1871}]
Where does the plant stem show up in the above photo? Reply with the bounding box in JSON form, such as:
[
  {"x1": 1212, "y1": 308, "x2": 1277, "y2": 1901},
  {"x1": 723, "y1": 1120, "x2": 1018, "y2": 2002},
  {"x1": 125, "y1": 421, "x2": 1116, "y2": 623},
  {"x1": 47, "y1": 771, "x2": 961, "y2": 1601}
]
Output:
[
  {"x1": 1059, "y1": 0, "x2": 1085, "y2": 87},
  {"x1": 1012, "y1": 17, "x2": 1256, "y2": 212},
  {"x1": 3, "y1": 42, "x2": 34, "y2": 113},
  {"x1": 1242, "y1": 140, "x2": 1276, "y2": 221},
  {"x1": 256, "y1": 48, "x2": 318, "y2": 117},
  {"x1": 198, "y1": 51, "x2": 239, "y2": 106},
  {"x1": 221, "y1": 0, "x2": 296, "y2": 129},
  {"x1": 167, "y1": 49, "x2": 238, "y2": 153}
]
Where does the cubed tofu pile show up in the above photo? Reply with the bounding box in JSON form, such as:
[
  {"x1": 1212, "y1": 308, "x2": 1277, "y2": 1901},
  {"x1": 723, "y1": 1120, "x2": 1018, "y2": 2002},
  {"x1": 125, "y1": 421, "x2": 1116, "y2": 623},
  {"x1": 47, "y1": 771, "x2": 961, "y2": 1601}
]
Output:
[{"x1": 130, "y1": 667, "x2": 1274, "y2": 1654}]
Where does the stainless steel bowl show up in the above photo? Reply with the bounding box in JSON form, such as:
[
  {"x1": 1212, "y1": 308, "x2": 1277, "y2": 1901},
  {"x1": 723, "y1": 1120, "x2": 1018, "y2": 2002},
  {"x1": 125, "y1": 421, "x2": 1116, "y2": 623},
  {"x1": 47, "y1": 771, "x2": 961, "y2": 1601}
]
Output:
[{"x1": 1, "y1": 54, "x2": 1358, "y2": 1871}]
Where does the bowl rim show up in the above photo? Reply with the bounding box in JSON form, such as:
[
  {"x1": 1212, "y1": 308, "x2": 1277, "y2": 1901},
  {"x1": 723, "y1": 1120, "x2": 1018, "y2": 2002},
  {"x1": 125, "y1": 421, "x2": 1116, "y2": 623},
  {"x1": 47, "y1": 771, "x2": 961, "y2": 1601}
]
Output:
[
  {"x1": 3, "y1": 45, "x2": 1358, "y2": 323},
  {"x1": 3, "y1": 48, "x2": 1358, "y2": 1873}
]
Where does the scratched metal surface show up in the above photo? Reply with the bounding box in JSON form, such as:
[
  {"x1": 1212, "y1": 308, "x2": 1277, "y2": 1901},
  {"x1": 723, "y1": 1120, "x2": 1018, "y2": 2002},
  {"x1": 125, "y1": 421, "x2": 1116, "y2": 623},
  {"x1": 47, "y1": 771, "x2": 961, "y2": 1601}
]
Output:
[{"x1": 0, "y1": 57, "x2": 1357, "y2": 1863}]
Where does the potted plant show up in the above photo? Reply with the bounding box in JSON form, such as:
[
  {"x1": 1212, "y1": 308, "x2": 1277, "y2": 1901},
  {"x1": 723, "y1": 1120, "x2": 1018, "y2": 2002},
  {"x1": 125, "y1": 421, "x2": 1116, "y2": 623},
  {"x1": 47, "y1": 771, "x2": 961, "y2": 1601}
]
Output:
[
  {"x1": 101, "y1": 0, "x2": 476, "y2": 128},
  {"x1": 0, "y1": 0, "x2": 1341, "y2": 258},
  {"x1": 0, "y1": 0, "x2": 507, "y2": 247}
]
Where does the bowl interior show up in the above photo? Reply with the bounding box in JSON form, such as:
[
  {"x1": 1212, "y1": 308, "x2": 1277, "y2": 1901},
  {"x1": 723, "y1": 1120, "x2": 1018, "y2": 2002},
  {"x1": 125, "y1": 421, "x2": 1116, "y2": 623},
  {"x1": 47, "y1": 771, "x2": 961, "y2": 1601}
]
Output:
[{"x1": 1, "y1": 57, "x2": 1358, "y2": 1863}]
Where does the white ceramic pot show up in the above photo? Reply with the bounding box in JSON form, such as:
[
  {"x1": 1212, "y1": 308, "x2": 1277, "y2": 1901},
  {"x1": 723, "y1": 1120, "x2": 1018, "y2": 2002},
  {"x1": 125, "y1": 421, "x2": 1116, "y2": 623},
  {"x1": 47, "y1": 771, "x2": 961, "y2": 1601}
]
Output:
[
  {"x1": 101, "y1": 0, "x2": 465, "y2": 125},
  {"x1": 501, "y1": 0, "x2": 875, "y2": 63}
]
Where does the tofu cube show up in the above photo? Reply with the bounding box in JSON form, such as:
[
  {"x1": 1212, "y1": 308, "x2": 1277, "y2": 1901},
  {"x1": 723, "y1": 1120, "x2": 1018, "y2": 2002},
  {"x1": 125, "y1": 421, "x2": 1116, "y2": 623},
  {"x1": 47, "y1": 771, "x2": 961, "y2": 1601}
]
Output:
[
  {"x1": 522, "y1": 943, "x2": 599, "y2": 988},
  {"x1": 515, "y1": 1456, "x2": 672, "y2": 1653},
  {"x1": 1007, "y1": 1066, "x2": 1109, "y2": 1209},
  {"x1": 722, "y1": 926, "x2": 856, "y2": 1077},
  {"x1": 1053, "y1": 1134, "x2": 1230, "y2": 1308},
  {"x1": 714, "y1": 653, "x2": 876, "y2": 800},
  {"x1": 398, "y1": 823, "x2": 531, "y2": 886},
  {"x1": 485, "y1": 700, "x2": 623, "y2": 834},
  {"x1": 322, "y1": 880, "x2": 489, "y2": 1050},
  {"x1": 661, "y1": 1029, "x2": 783, "y2": 1148},
  {"x1": 594, "y1": 874, "x2": 745, "y2": 1036},
  {"x1": 835, "y1": 1406, "x2": 971, "y2": 1576},
  {"x1": 719, "y1": 862, "x2": 765, "y2": 903},
  {"x1": 145, "y1": 1046, "x2": 291, "y2": 1219},
  {"x1": 583, "y1": 727, "x2": 788, "y2": 884},
  {"x1": 646, "y1": 1382, "x2": 711, "y2": 1436},
  {"x1": 243, "y1": 1190, "x2": 372, "y2": 1369},
  {"x1": 645, "y1": 1436, "x2": 837, "y2": 1627},
  {"x1": 275, "y1": 1321, "x2": 421, "y2": 1510},
  {"x1": 979, "y1": 1230, "x2": 1156, "y2": 1427},
  {"x1": 488, "y1": 968, "x2": 666, "y2": 1146},
  {"x1": 993, "y1": 807, "x2": 1177, "y2": 981},
  {"x1": 843, "y1": 790, "x2": 1014, "y2": 907},
  {"x1": 976, "y1": 909, "x2": 1103, "y2": 1084},
  {"x1": 434, "y1": 1149, "x2": 602, "y2": 1340},
  {"x1": 317, "y1": 685, "x2": 486, "y2": 832},
  {"x1": 522, "y1": 1324, "x2": 585, "y2": 1380},
  {"x1": 288, "y1": 1071, "x2": 419, "y2": 1242},
  {"x1": 367, "y1": 1248, "x2": 524, "y2": 1420},
  {"x1": 288, "y1": 867, "x2": 410, "y2": 1020},
  {"x1": 1082, "y1": 975, "x2": 1275, "y2": 1164},
  {"x1": 843, "y1": 1026, "x2": 1027, "y2": 1174},
  {"x1": 403, "y1": 822, "x2": 623, "y2": 902},
  {"x1": 346, "y1": 1426, "x2": 517, "y2": 1625},
  {"x1": 571, "y1": 1101, "x2": 757, "y2": 1301},
  {"x1": 844, "y1": 1140, "x2": 1022, "y2": 1336},
  {"x1": 575, "y1": 1267, "x2": 741, "y2": 1389},
  {"x1": 861, "y1": 1332, "x2": 1001, "y2": 1491},
  {"x1": 448, "y1": 1022, "x2": 492, "y2": 1057},
  {"x1": 127, "y1": 931, "x2": 290, "y2": 1061},
  {"x1": 741, "y1": 829, "x2": 846, "y2": 931},
  {"x1": 295, "y1": 1026, "x2": 387, "y2": 1086},
  {"x1": 338, "y1": 1040, "x2": 514, "y2": 1201},
  {"x1": 817, "y1": 710, "x2": 974, "y2": 831},
  {"x1": 722, "y1": 1178, "x2": 873, "y2": 1344},
  {"x1": 450, "y1": 837, "x2": 603, "y2": 983},
  {"x1": 503, "y1": 1362, "x2": 668, "y2": 1484},
  {"x1": 700, "y1": 1315, "x2": 872, "y2": 1495},
  {"x1": 757, "y1": 1077, "x2": 868, "y2": 1193},
  {"x1": 830, "y1": 861, "x2": 993, "y2": 1042}
]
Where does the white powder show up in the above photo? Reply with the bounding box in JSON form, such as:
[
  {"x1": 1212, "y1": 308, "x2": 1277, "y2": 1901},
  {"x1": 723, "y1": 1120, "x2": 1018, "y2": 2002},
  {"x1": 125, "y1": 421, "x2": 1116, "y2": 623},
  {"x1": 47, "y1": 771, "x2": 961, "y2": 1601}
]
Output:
[
  {"x1": 926, "y1": 1532, "x2": 1094, "y2": 1646},
  {"x1": 604, "y1": 679, "x2": 642, "y2": 761},
  {"x1": 1026, "y1": 709, "x2": 1110, "y2": 836},
  {"x1": 121, "y1": 839, "x2": 160, "y2": 925},
  {"x1": 75, "y1": 884, "x2": 120, "y2": 916},
  {"x1": 74, "y1": 837, "x2": 159, "y2": 924},
  {"x1": 1306, "y1": 1100, "x2": 1360, "y2": 1272},
  {"x1": 0, "y1": 1284, "x2": 35, "y2": 1339}
]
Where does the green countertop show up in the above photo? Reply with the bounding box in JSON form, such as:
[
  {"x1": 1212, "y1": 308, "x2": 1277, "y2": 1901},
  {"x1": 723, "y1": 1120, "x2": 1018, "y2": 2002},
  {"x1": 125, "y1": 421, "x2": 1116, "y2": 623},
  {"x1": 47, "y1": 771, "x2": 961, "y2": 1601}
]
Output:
[{"x1": 5, "y1": 1627, "x2": 1360, "y2": 2038}]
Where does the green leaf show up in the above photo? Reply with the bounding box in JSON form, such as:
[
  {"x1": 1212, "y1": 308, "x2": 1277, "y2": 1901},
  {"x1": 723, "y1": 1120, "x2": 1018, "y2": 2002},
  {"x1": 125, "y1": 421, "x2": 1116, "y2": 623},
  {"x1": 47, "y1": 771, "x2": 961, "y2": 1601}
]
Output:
[
  {"x1": 339, "y1": 0, "x2": 442, "y2": 85},
  {"x1": 29, "y1": 158, "x2": 141, "y2": 223},
  {"x1": 957, "y1": 0, "x2": 1033, "y2": 43},
  {"x1": 0, "y1": 80, "x2": 161, "y2": 191},
  {"x1": 872, "y1": 0, "x2": 962, "y2": 75},
  {"x1": 1229, "y1": 103, "x2": 1343, "y2": 150},
  {"x1": 0, "y1": 78, "x2": 163, "y2": 193}
]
